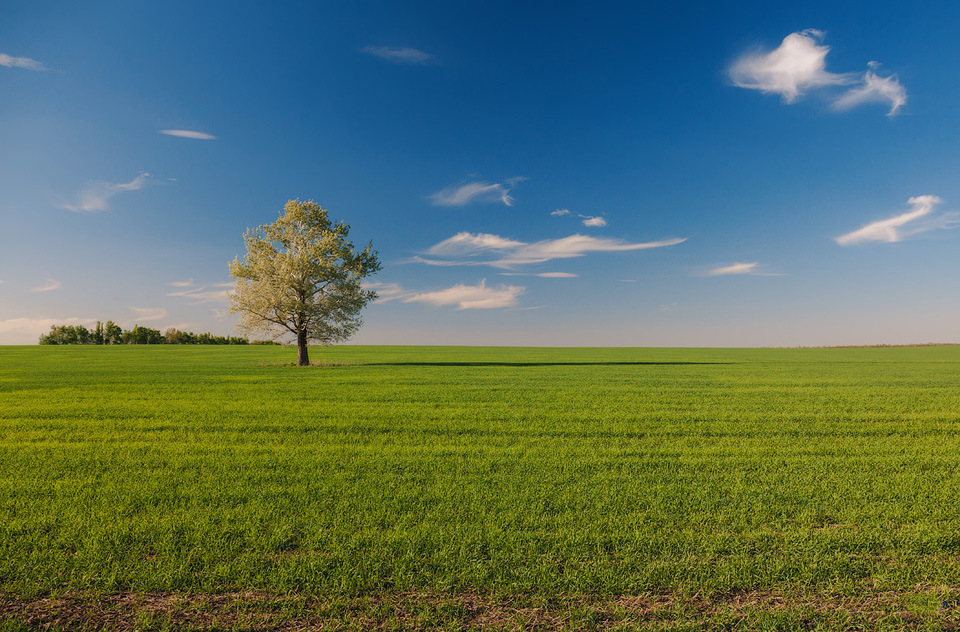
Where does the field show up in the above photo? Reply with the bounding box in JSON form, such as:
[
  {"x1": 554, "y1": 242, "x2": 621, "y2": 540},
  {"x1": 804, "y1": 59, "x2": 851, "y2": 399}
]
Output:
[{"x1": 2, "y1": 345, "x2": 960, "y2": 630}]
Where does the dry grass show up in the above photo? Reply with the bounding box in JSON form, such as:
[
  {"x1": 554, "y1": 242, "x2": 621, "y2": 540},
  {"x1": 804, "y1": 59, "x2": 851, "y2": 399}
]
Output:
[{"x1": 3, "y1": 585, "x2": 959, "y2": 631}]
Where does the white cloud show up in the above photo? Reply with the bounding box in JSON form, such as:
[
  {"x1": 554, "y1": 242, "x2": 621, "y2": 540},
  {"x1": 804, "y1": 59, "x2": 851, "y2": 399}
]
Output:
[
  {"x1": 659, "y1": 303, "x2": 677, "y2": 312},
  {"x1": 363, "y1": 281, "x2": 415, "y2": 304},
  {"x1": 832, "y1": 69, "x2": 907, "y2": 116},
  {"x1": 130, "y1": 306, "x2": 168, "y2": 321},
  {"x1": 361, "y1": 46, "x2": 434, "y2": 65},
  {"x1": 61, "y1": 172, "x2": 149, "y2": 212},
  {"x1": 835, "y1": 195, "x2": 959, "y2": 245},
  {"x1": 705, "y1": 262, "x2": 785, "y2": 277},
  {"x1": 405, "y1": 280, "x2": 524, "y2": 309},
  {"x1": 707, "y1": 262, "x2": 759, "y2": 276},
  {"x1": 159, "y1": 129, "x2": 216, "y2": 140},
  {"x1": 429, "y1": 177, "x2": 526, "y2": 207},
  {"x1": 0, "y1": 53, "x2": 46, "y2": 71},
  {"x1": 581, "y1": 216, "x2": 607, "y2": 227},
  {"x1": 427, "y1": 232, "x2": 526, "y2": 255},
  {"x1": 551, "y1": 209, "x2": 571, "y2": 216},
  {"x1": 417, "y1": 232, "x2": 686, "y2": 269},
  {"x1": 730, "y1": 30, "x2": 906, "y2": 115},
  {"x1": 0, "y1": 317, "x2": 97, "y2": 345},
  {"x1": 500, "y1": 272, "x2": 578, "y2": 278},
  {"x1": 730, "y1": 30, "x2": 852, "y2": 103},
  {"x1": 167, "y1": 281, "x2": 232, "y2": 303},
  {"x1": 29, "y1": 278, "x2": 61, "y2": 292}
]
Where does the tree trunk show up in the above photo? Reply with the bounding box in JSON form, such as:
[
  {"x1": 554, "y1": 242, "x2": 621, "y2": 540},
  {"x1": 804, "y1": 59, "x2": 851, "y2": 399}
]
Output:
[{"x1": 297, "y1": 330, "x2": 310, "y2": 366}]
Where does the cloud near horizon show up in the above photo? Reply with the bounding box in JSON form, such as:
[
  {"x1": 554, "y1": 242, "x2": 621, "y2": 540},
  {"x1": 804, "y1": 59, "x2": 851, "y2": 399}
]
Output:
[
  {"x1": 429, "y1": 178, "x2": 526, "y2": 207},
  {"x1": 416, "y1": 231, "x2": 686, "y2": 268},
  {"x1": 29, "y1": 278, "x2": 61, "y2": 293},
  {"x1": 61, "y1": 172, "x2": 150, "y2": 212},
  {"x1": 159, "y1": 129, "x2": 216, "y2": 140},
  {"x1": 835, "y1": 195, "x2": 959, "y2": 245},
  {"x1": 361, "y1": 46, "x2": 434, "y2": 65},
  {"x1": 0, "y1": 53, "x2": 46, "y2": 71},
  {"x1": 130, "y1": 306, "x2": 168, "y2": 321},
  {"x1": 730, "y1": 30, "x2": 907, "y2": 116},
  {"x1": 0, "y1": 317, "x2": 97, "y2": 345}
]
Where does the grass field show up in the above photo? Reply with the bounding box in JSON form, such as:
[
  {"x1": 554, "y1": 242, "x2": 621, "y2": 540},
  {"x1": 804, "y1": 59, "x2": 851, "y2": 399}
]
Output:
[{"x1": 2, "y1": 344, "x2": 960, "y2": 630}]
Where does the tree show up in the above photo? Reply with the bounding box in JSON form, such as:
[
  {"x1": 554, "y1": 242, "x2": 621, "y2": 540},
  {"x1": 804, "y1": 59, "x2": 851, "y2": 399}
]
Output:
[
  {"x1": 104, "y1": 321, "x2": 123, "y2": 345},
  {"x1": 228, "y1": 199, "x2": 381, "y2": 366}
]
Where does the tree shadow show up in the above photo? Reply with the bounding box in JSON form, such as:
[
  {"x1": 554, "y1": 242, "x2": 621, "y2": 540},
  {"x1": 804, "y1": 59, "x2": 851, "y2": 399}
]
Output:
[{"x1": 367, "y1": 361, "x2": 732, "y2": 367}]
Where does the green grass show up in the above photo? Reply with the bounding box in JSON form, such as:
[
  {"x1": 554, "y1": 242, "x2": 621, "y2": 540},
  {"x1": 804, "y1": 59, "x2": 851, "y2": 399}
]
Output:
[{"x1": 2, "y1": 345, "x2": 960, "y2": 629}]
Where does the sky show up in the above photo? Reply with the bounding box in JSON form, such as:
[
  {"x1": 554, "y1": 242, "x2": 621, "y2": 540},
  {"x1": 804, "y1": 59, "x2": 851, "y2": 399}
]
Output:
[{"x1": 2, "y1": 1, "x2": 959, "y2": 346}]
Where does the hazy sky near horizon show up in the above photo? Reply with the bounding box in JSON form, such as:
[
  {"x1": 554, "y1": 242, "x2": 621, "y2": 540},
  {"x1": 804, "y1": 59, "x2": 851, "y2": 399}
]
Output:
[{"x1": 2, "y1": 1, "x2": 959, "y2": 346}]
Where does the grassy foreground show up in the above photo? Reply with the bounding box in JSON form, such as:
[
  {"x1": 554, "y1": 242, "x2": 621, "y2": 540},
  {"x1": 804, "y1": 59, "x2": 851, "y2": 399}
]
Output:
[{"x1": 2, "y1": 344, "x2": 960, "y2": 630}]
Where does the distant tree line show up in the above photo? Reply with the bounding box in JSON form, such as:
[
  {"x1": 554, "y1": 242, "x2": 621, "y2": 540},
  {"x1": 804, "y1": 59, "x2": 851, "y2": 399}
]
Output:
[{"x1": 38, "y1": 321, "x2": 279, "y2": 345}]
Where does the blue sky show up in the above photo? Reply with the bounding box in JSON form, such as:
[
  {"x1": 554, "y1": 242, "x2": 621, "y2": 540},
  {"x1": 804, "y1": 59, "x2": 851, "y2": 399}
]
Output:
[{"x1": 2, "y1": 1, "x2": 959, "y2": 346}]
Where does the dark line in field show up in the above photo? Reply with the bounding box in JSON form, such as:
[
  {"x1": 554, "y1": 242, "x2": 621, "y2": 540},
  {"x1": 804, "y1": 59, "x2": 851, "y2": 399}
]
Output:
[{"x1": 367, "y1": 361, "x2": 732, "y2": 367}]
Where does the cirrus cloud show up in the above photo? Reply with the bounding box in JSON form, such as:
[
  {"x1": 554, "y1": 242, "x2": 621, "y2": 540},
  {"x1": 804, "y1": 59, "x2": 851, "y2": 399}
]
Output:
[
  {"x1": 416, "y1": 232, "x2": 686, "y2": 269},
  {"x1": 159, "y1": 129, "x2": 216, "y2": 140},
  {"x1": 362, "y1": 46, "x2": 435, "y2": 65},
  {"x1": 130, "y1": 306, "x2": 168, "y2": 321},
  {"x1": 429, "y1": 177, "x2": 526, "y2": 207},
  {"x1": 835, "y1": 195, "x2": 959, "y2": 245},
  {"x1": 0, "y1": 53, "x2": 46, "y2": 71},
  {"x1": 60, "y1": 172, "x2": 150, "y2": 212},
  {"x1": 29, "y1": 278, "x2": 61, "y2": 293}
]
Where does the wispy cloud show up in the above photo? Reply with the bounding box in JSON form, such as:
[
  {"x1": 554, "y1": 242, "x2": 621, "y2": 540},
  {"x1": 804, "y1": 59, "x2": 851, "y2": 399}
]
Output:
[
  {"x1": 426, "y1": 233, "x2": 526, "y2": 256},
  {"x1": 500, "y1": 272, "x2": 578, "y2": 278},
  {"x1": 581, "y1": 215, "x2": 607, "y2": 227},
  {"x1": 730, "y1": 30, "x2": 906, "y2": 116},
  {"x1": 429, "y1": 177, "x2": 526, "y2": 207},
  {"x1": 29, "y1": 278, "x2": 61, "y2": 293},
  {"x1": 364, "y1": 281, "x2": 415, "y2": 304},
  {"x1": 361, "y1": 46, "x2": 434, "y2": 65},
  {"x1": 832, "y1": 65, "x2": 907, "y2": 116},
  {"x1": 659, "y1": 302, "x2": 677, "y2": 312},
  {"x1": 707, "y1": 262, "x2": 760, "y2": 276},
  {"x1": 416, "y1": 231, "x2": 686, "y2": 268},
  {"x1": 551, "y1": 209, "x2": 571, "y2": 216},
  {"x1": 702, "y1": 261, "x2": 785, "y2": 276},
  {"x1": 61, "y1": 172, "x2": 149, "y2": 212},
  {"x1": 365, "y1": 280, "x2": 524, "y2": 309},
  {"x1": 835, "y1": 195, "x2": 959, "y2": 245},
  {"x1": 159, "y1": 129, "x2": 216, "y2": 140},
  {"x1": 130, "y1": 306, "x2": 168, "y2": 321},
  {"x1": 0, "y1": 53, "x2": 46, "y2": 71},
  {"x1": 166, "y1": 280, "x2": 232, "y2": 303},
  {"x1": 405, "y1": 280, "x2": 524, "y2": 310},
  {"x1": 705, "y1": 262, "x2": 784, "y2": 276}
]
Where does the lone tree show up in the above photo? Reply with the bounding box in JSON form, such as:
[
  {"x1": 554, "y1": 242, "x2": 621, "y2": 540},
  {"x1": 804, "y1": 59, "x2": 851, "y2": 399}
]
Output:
[{"x1": 228, "y1": 199, "x2": 380, "y2": 366}]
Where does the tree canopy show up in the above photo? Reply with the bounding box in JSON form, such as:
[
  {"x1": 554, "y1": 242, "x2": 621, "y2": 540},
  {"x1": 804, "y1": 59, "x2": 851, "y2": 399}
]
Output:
[{"x1": 228, "y1": 199, "x2": 380, "y2": 366}]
